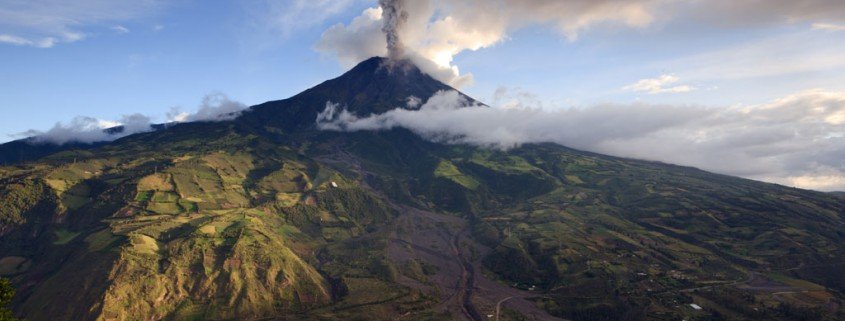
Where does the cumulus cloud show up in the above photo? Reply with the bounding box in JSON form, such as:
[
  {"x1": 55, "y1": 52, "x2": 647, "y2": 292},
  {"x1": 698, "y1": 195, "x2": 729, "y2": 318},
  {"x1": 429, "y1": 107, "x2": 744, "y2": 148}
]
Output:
[
  {"x1": 624, "y1": 75, "x2": 695, "y2": 94},
  {"x1": 315, "y1": 0, "x2": 845, "y2": 88},
  {"x1": 310, "y1": 0, "x2": 653, "y2": 87},
  {"x1": 23, "y1": 114, "x2": 153, "y2": 145},
  {"x1": 314, "y1": 0, "x2": 512, "y2": 87},
  {"x1": 317, "y1": 89, "x2": 845, "y2": 191},
  {"x1": 167, "y1": 93, "x2": 247, "y2": 123},
  {"x1": 0, "y1": 0, "x2": 163, "y2": 48},
  {"x1": 315, "y1": 7, "x2": 387, "y2": 66}
]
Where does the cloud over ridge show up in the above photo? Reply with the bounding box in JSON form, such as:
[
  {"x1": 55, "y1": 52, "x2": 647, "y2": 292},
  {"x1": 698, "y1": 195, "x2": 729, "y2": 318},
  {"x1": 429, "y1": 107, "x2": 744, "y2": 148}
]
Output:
[
  {"x1": 19, "y1": 93, "x2": 246, "y2": 146},
  {"x1": 317, "y1": 89, "x2": 845, "y2": 191}
]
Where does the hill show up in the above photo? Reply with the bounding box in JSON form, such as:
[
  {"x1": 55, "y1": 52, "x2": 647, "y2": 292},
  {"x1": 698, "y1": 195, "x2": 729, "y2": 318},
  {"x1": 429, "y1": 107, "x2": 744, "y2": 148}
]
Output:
[{"x1": 1, "y1": 57, "x2": 844, "y2": 321}]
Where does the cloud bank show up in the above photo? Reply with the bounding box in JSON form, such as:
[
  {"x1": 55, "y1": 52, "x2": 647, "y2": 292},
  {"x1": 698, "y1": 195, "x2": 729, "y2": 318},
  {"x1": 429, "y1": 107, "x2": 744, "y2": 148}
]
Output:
[
  {"x1": 19, "y1": 94, "x2": 246, "y2": 145},
  {"x1": 317, "y1": 89, "x2": 845, "y2": 191},
  {"x1": 23, "y1": 114, "x2": 153, "y2": 145},
  {"x1": 315, "y1": 0, "x2": 845, "y2": 88}
]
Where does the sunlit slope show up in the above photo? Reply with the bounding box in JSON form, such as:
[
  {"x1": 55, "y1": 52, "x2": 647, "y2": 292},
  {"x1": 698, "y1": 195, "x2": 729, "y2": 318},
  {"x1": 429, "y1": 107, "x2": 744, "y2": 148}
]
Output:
[{"x1": 0, "y1": 125, "x2": 409, "y2": 320}]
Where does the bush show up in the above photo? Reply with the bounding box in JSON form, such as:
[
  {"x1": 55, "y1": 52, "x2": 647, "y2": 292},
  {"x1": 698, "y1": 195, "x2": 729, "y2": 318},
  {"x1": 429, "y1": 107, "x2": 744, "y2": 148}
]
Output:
[{"x1": 0, "y1": 278, "x2": 19, "y2": 321}]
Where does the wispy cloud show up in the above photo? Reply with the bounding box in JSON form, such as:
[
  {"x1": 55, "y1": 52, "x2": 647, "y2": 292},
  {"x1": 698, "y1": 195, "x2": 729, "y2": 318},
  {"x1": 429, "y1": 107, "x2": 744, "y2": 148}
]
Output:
[
  {"x1": 111, "y1": 25, "x2": 130, "y2": 34},
  {"x1": 666, "y1": 31, "x2": 845, "y2": 82},
  {"x1": 244, "y1": 0, "x2": 363, "y2": 38},
  {"x1": 624, "y1": 75, "x2": 694, "y2": 94},
  {"x1": 812, "y1": 22, "x2": 845, "y2": 31},
  {"x1": 0, "y1": 0, "x2": 164, "y2": 48},
  {"x1": 0, "y1": 33, "x2": 56, "y2": 48}
]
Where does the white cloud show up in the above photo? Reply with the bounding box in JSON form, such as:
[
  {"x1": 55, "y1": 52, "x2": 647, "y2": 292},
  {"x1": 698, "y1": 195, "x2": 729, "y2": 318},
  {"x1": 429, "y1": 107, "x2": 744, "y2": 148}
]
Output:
[
  {"x1": 19, "y1": 93, "x2": 246, "y2": 145},
  {"x1": 167, "y1": 93, "x2": 247, "y2": 123},
  {"x1": 0, "y1": 33, "x2": 56, "y2": 48},
  {"x1": 812, "y1": 22, "x2": 845, "y2": 31},
  {"x1": 315, "y1": 7, "x2": 388, "y2": 67},
  {"x1": 111, "y1": 25, "x2": 130, "y2": 34},
  {"x1": 0, "y1": 0, "x2": 163, "y2": 48},
  {"x1": 624, "y1": 75, "x2": 694, "y2": 94},
  {"x1": 23, "y1": 114, "x2": 153, "y2": 145},
  {"x1": 317, "y1": 89, "x2": 845, "y2": 191}
]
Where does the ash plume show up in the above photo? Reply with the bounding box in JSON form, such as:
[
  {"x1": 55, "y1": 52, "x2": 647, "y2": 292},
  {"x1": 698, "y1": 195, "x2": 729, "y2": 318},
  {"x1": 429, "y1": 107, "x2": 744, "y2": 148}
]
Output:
[{"x1": 378, "y1": 0, "x2": 408, "y2": 60}]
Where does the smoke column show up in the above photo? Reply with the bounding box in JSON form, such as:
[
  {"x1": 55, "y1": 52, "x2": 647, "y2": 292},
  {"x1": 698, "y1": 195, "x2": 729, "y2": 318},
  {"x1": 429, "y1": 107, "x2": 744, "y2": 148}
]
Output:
[{"x1": 378, "y1": 0, "x2": 408, "y2": 60}]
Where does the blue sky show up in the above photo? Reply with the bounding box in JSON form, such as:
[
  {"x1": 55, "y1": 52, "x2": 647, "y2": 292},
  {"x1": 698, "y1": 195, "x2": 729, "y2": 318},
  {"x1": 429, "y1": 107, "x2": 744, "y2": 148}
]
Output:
[
  {"x1": 0, "y1": 1, "x2": 371, "y2": 140},
  {"x1": 1, "y1": 0, "x2": 845, "y2": 191}
]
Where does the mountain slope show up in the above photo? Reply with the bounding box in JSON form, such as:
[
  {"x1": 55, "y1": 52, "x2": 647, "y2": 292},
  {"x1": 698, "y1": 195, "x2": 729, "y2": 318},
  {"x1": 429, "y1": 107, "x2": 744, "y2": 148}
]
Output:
[{"x1": 1, "y1": 58, "x2": 844, "y2": 321}]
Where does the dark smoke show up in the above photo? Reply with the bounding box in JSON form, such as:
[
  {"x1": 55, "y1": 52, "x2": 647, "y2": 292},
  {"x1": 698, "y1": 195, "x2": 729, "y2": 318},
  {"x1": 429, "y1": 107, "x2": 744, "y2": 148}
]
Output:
[{"x1": 378, "y1": 0, "x2": 408, "y2": 60}]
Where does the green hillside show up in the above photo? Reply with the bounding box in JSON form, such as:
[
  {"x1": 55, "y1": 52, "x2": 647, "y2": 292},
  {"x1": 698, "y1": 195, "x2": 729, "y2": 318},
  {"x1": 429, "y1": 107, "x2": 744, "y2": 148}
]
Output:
[{"x1": 1, "y1": 58, "x2": 843, "y2": 321}]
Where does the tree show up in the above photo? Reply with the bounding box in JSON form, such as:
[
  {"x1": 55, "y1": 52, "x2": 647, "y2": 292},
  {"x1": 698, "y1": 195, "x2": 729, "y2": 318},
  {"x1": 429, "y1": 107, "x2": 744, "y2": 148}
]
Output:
[{"x1": 0, "y1": 278, "x2": 18, "y2": 321}]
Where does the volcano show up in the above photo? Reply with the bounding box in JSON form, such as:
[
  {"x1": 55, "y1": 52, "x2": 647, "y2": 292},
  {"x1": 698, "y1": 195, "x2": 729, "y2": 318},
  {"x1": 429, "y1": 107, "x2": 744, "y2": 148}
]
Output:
[
  {"x1": 241, "y1": 57, "x2": 475, "y2": 130},
  {"x1": 1, "y1": 58, "x2": 844, "y2": 321}
]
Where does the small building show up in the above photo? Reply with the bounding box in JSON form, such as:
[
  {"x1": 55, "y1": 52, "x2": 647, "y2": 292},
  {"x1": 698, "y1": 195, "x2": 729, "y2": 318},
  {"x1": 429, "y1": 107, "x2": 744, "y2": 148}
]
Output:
[
  {"x1": 690, "y1": 304, "x2": 703, "y2": 310},
  {"x1": 330, "y1": 181, "x2": 338, "y2": 188}
]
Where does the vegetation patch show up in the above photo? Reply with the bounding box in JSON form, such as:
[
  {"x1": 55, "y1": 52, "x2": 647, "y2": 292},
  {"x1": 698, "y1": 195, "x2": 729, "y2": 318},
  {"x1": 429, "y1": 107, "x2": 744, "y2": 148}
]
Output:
[
  {"x1": 434, "y1": 160, "x2": 480, "y2": 190},
  {"x1": 86, "y1": 229, "x2": 120, "y2": 252},
  {"x1": 54, "y1": 229, "x2": 81, "y2": 245},
  {"x1": 137, "y1": 173, "x2": 174, "y2": 191}
]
